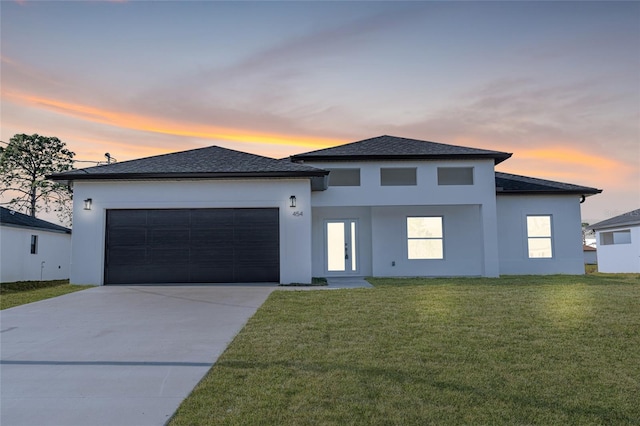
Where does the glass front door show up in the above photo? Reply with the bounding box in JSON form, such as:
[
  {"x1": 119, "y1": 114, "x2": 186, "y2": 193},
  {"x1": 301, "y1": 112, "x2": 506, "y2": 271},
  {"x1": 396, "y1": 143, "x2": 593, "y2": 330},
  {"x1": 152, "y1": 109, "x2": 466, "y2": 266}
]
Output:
[{"x1": 326, "y1": 220, "x2": 357, "y2": 273}]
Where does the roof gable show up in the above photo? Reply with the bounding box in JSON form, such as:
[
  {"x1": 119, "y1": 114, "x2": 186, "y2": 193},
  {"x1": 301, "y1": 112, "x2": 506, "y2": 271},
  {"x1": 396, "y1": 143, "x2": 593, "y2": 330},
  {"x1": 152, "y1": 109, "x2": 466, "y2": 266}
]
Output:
[
  {"x1": 588, "y1": 209, "x2": 640, "y2": 230},
  {"x1": 291, "y1": 135, "x2": 512, "y2": 164},
  {"x1": 49, "y1": 145, "x2": 327, "y2": 182},
  {"x1": 495, "y1": 172, "x2": 601, "y2": 196},
  {"x1": 0, "y1": 207, "x2": 71, "y2": 233}
]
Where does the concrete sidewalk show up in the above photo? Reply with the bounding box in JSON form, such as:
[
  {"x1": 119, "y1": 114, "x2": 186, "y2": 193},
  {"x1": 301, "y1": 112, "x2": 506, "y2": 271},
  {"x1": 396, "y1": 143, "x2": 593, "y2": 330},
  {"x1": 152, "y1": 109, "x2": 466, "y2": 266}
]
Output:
[
  {"x1": 277, "y1": 277, "x2": 373, "y2": 291},
  {"x1": 0, "y1": 285, "x2": 277, "y2": 426},
  {"x1": 326, "y1": 277, "x2": 373, "y2": 289}
]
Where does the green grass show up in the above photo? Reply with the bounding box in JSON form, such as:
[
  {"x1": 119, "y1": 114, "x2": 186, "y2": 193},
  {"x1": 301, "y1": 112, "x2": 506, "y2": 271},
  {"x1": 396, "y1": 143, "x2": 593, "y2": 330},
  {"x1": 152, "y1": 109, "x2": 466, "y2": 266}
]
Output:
[
  {"x1": 0, "y1": 280, "x2": 93, "y2": 310},
  {"x1": 169, "y1": 274, "x2": 640, "y2": 425}
]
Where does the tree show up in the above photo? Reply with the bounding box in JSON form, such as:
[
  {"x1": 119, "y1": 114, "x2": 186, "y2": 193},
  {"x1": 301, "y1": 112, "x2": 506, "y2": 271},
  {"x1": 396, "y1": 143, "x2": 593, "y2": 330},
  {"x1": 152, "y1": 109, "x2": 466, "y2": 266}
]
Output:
[
  {"x1": 582, "y1": 222, "x2": 594, "y2": 245},
  {"x1": 0, "y1": 134, "x2": 75, "y2": 225}
]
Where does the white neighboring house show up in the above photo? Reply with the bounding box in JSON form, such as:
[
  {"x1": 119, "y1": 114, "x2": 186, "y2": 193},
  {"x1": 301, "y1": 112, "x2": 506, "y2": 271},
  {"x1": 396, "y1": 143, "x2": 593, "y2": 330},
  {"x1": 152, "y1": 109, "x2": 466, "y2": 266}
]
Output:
[
  {"x1": 588, "y1": 209, "x2": 640, "y2": 273},
  {"x1": 0, "y1": 207, "x2": 72, "y2": 282},
  {"x1": 48, "y1": 135, "x2": 602, "y2": 286}
]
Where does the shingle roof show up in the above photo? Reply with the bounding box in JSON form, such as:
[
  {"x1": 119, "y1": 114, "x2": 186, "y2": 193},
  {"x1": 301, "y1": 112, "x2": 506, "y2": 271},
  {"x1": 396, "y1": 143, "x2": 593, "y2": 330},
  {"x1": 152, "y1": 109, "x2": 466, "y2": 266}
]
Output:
[
  {"x1": 0, "y1": 207, "x2": 71, "y2": 233},
  {"x1": 495, "y1": 172, "x2": 602, "y2": 196},
  {"x1": 291, "y1": 135, "x2": 513, "y2": 164},
  {"x1": 587, "y1": 209, "x2": 640, "y2": 231},
  {"x1": 48, "y1": 145, "x2": 328, "y2": 182}
]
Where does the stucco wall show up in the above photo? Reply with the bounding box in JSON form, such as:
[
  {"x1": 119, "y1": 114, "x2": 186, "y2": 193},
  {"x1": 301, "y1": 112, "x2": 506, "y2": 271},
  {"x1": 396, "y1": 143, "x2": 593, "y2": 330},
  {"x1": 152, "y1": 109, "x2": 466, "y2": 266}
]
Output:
[
  {"x1": 311, "y1": 206, "x2": 373, "y2": 277},
  {"x1": 371, "y1": 205, "x2": 484, "y2": 277},
  {"x1": 496, "y1": 195, "x2": 585, "y2": 274},
  {"x1": 70, "y1": 179, "x2": 312, "y2": 285},
  {"x1": 0, "y1": 226, "x2": 71, "y2": 282},
  {"x1": 308, "y1": 159, "x2": 500, "y2": 277},
  {"x1": 307, "y1": 159, "x2": 497, "y2": 207},
  {"x1": 595, "y1": 226, "x2": 640, "y2": 273}
]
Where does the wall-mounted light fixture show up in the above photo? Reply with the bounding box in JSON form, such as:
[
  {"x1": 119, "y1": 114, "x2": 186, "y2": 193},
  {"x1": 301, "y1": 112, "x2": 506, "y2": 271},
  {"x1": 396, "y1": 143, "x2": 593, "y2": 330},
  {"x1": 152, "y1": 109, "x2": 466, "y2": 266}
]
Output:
[
  {"x1": 84, "y1": 198, "x2": 92, "y2": 210},
  {"x1": 289, "y1": 195, "x2": 297, "y2": 208}
]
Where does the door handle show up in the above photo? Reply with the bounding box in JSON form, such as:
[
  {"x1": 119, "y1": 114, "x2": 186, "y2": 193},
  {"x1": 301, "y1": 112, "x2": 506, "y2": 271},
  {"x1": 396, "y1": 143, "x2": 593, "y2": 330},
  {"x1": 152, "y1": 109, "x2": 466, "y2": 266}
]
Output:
[{"x1": 345, "y1": 243, "x2": 349, "y2": 260}]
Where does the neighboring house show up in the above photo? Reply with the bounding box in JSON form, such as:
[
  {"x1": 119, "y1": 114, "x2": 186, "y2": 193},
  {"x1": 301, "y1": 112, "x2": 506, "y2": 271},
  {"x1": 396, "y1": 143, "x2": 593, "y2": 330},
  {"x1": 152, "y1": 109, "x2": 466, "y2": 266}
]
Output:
[
  {"x1": 0, "y1": 207, "x2": 72, "y2": 283},
  {"x1": 49, "y1": 135, "x2": 601, "y2": 285},
  {"x1": 588, "y1": 209, "x2": 640, "y2": 273},
  {"x1": 583, "y1": 245, "x2": 597, "y2": 265}
]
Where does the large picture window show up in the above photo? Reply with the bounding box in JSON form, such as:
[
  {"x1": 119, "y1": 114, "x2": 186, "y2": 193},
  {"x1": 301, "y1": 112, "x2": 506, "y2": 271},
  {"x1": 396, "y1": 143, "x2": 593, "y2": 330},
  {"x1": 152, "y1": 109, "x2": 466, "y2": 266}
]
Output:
[
  {"x1": 527, "y1": 215, "x2": 553, "y2": 258},
  {"x1": 407, "y1": 217, "x2": 443, "y2": 259}
]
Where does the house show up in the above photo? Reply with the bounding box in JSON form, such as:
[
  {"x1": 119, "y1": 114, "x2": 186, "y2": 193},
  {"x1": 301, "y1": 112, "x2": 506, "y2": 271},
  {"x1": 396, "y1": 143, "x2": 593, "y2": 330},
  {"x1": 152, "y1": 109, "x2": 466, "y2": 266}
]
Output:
[
  {"x1": 0, "y1": 207, "x2": 72, "y2": 283},
  {"x1": 588, "y1": 209, "x2": 640, "y2": 273},
  {"x1": 583, "y1": 244, "x2": 597, "y2": 265},
  {"x1": 48, "y1": 135, "x2": 601, "y2": 285}
]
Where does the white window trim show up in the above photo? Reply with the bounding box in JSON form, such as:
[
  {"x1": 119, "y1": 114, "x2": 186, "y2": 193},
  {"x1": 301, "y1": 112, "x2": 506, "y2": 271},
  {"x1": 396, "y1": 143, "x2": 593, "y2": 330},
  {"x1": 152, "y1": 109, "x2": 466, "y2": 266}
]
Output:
[
  {"x1": 526, "y1": 214, "x2": 554, "y2": 259},
  {"x1": 406, "y1": 216, "x2": 444, "y2": 260}
]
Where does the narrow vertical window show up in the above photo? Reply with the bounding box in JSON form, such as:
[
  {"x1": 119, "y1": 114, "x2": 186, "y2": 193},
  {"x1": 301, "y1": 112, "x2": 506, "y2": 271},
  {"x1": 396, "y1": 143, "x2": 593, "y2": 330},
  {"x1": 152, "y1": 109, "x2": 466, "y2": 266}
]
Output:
[
  {"x1": 407, "y1": 217, "x2": 443, "y2": 259},
  {"x1": 30, "y1": 235, "x2": 38, "y2": 254},
  {"x1": 527, "y1": 215, "x2": 553, "y2": 258}
]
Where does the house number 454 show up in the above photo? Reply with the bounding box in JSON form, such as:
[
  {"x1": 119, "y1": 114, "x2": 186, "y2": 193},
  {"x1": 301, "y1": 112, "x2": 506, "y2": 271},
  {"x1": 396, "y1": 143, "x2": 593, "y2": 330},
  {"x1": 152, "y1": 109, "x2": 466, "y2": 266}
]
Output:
[{"x1": 292, "y1": 211, "x2": 303, "y2": 217}]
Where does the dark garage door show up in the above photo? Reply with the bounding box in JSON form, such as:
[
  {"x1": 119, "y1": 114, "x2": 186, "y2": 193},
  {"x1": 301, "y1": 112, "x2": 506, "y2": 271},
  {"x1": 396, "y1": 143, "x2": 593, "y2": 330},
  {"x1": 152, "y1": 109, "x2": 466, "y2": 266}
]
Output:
[{"x1": 105, "y1": 208, "x2": 279, "y2": 284}]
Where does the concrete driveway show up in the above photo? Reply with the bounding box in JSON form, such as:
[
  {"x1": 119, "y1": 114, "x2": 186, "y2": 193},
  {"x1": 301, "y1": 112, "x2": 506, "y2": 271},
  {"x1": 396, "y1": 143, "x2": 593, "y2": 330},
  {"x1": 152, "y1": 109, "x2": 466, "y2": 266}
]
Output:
[{"x1": 0, "y1": 284, "x2": 277, "y2": 426}]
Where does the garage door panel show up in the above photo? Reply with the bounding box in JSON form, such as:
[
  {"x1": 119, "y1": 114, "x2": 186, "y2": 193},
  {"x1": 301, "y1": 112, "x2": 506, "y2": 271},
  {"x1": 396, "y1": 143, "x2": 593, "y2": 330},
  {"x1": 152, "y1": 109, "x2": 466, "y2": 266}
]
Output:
[
  {"x1": 148, "y1": 210, "x2": 191, "y2": 226},
  {"x1": 190, "y1": 266, "x2": 234, "y2": 282},
  {"x1": 123, "y1": 266, "x2": 188, "y2": 284},
  {"x1": 149, "y1": 229, "x2": 190, "y2": 246},
  {"x1": 150, "y1": 248, "x2": 190, "y2": 265},
  {"x1": 108, "y1": 229, "x2": 148, "y2": 246},
  {"x1": 105, "y1": 208, "x2": 279, "y2": 284},
  {"x1": 236, "y1": 266, "x2": 279, "y2": 282},
  {"x1": 191, "y1": 210, "x2": 234, "y2": 227},
  {"x1": 191, "y1": 229, "x2": 234, "y2": 246},
  {"x1": 190, "y1": 249, "x2": 233, "y2": 263},
  {"x1": 108, "y1": 248, "x2": 147, "y2": 265}
]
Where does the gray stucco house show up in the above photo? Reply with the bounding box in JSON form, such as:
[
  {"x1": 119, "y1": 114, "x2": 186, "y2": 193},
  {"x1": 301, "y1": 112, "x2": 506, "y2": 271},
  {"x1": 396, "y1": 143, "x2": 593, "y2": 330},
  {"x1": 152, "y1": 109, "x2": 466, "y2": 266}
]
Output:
[{"x1": 49, "y1": 135, "x2": 601, "y2": 285}]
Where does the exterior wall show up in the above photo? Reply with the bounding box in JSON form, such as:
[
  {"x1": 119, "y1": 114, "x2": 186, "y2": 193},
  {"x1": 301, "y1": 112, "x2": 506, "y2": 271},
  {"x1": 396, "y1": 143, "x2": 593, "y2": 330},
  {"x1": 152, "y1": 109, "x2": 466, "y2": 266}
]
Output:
[
  {"x1": 371, "y1": 205, "x2": 484, "y2": 277},
  {"x1": 594, "y1": 226, "x2": 640, "y2": 273},
  {"x1": 0, "y1": 226, "x2": 71, "y2": 282},
  {"x1": 311, "y1": 206, "x2": 373, "y2": 277},
  {"x1": 308, "y1": 159, "x2": 500, "y2": 277},
  {"x1": 70, "y1": 179, "x2": 312, "y2": 285},
  {"x1": 308, "y1": 160, "x2": 497, "y2": 208},
  {"x1": 496, "y1": 195, "x2": 585, "y2": 274}
]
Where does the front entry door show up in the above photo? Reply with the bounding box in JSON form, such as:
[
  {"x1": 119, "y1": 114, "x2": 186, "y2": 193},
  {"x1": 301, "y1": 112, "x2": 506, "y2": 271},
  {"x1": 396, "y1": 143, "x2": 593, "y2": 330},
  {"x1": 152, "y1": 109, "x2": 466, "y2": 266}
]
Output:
[{"x1": 326, "y1": 220, "x2": 358, "y2": 273}]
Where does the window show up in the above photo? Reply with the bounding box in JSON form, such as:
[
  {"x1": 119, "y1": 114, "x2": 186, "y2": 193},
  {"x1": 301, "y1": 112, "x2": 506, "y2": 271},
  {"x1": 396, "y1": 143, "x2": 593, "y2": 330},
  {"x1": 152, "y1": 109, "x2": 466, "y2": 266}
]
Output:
[
  {"x1": 381, "y1": 168, "x2": 417, "y2": 186},
  {"x1": 30, "y1": 235, "x2": 38, "y2": 254},
  {"x1": 327, "y1": 168, "x2": 360, "y2": 186},
  {"x1": 437, "y1": 167, "x2": 474, "y2": 185},
  {"x1": 407, "y1": 217, "x2": 443, "y2": 259},
  {"x1": 527, "y1": 215, "x2": 553, "y2": 258},
  {"x1": 600, "y1": 230, "x2": 631, "y2": 245}
]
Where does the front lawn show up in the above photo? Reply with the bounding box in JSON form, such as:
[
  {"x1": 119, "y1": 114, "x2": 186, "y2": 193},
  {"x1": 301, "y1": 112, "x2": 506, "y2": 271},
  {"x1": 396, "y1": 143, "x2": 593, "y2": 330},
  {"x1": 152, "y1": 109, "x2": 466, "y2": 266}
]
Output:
[
  {"x1": 170, "y1": 274, "x2": 640, "y2": 425},
  {"x1": 0, "y1": 280, "x2": 93, "y2": 310}
]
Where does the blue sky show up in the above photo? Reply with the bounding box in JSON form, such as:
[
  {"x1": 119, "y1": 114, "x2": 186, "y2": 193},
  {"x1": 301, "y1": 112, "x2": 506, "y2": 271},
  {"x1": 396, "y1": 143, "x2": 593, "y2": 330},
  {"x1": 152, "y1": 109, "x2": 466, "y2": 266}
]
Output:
[{"x1": 1, "y1": 1, "x2": 639, "y2": 222}]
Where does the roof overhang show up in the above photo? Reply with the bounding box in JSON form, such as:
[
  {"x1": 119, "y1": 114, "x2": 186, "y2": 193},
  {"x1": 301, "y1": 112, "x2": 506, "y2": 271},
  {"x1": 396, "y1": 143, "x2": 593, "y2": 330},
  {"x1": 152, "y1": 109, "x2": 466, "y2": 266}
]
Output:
[
  {"x1": 291, "y1": 153, "x2": 512, "y2": 164},
  {"x1": 48, "y1": 170, "x2": 329, "y2": 184},
  {"x1": 496, "y1": 189, "x2": 602, "y2": 196}
]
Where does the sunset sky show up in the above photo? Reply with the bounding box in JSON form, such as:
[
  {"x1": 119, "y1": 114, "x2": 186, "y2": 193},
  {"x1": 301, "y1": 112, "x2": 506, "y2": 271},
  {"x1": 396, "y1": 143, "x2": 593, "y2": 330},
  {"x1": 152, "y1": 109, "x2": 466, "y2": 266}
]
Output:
[{"x1": 1, "y1": 1, "x2": 638, "y2": 224}]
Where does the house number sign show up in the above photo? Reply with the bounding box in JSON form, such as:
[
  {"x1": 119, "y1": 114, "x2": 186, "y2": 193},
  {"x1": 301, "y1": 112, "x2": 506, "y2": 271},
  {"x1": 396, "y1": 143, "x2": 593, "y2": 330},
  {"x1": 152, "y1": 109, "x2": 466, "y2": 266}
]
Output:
[{"x1": 292, "y1": 211, "x2": 303, "y2": 217}]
